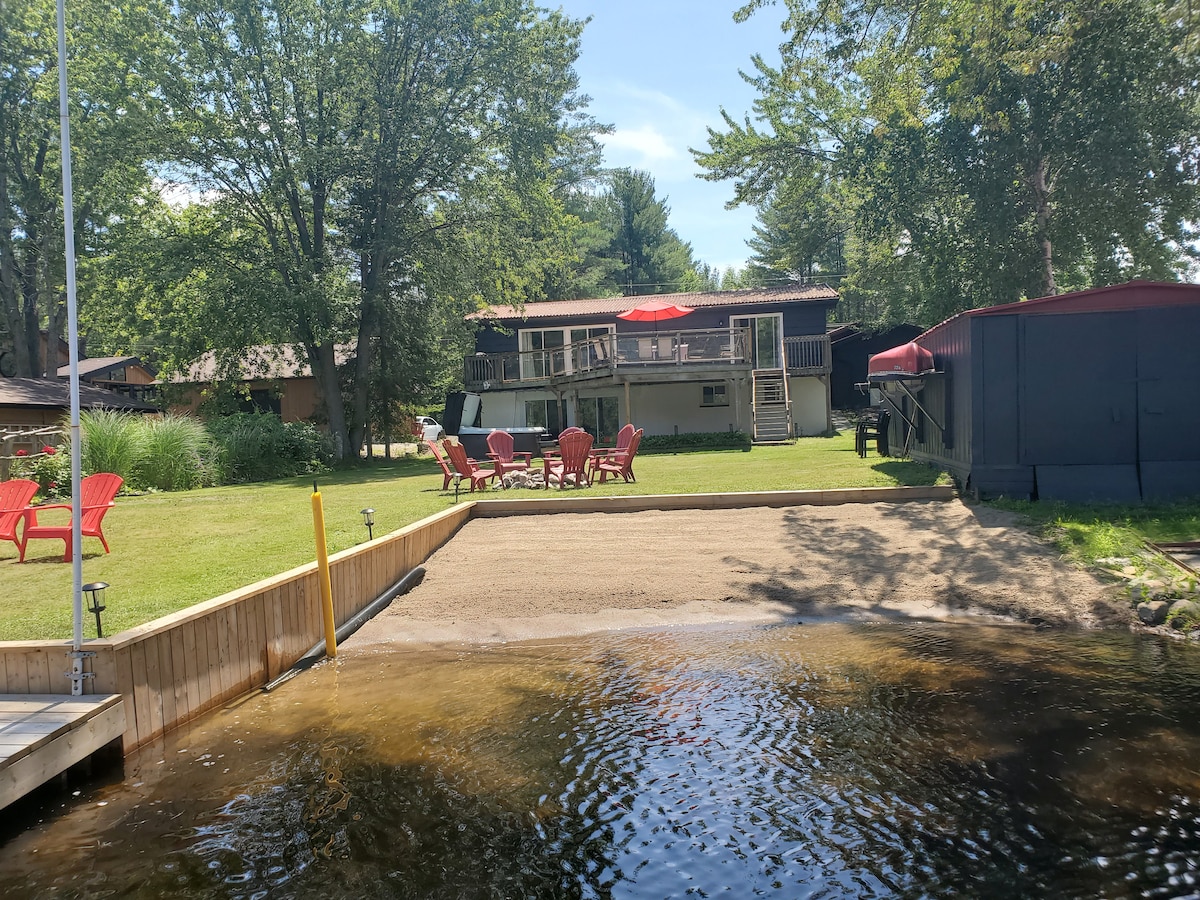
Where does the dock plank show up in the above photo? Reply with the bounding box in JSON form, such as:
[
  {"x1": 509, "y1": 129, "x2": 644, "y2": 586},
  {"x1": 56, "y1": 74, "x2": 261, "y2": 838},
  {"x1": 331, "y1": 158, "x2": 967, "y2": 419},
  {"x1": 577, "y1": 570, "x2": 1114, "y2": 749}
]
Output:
[{"x1": 0, "y1": 694, "x2": 125, "y2": 810}]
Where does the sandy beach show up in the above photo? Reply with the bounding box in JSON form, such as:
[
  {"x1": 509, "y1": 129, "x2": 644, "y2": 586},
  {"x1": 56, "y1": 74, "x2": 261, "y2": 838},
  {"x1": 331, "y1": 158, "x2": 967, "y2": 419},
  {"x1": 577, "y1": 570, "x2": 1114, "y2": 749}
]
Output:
[{"x1": 344, "y1": 498, "x2": 1130, "y2": 651}]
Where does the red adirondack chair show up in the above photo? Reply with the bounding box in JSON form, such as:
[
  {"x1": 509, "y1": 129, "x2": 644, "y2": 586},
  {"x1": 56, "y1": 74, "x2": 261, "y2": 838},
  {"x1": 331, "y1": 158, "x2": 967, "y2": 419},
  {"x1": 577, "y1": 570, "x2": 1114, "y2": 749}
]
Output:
[
  {"x1": 542, "y1": 429, "x2": 593, "y2": 489},
  {"x1": 426, "y1": 439, "x2": 457, "y2": 489},
  {"x1": 442, "y1": 439, "x2": 498, "y2": 492},
  {"x1": 588, "y1": 423, "x2": 636, "y2": 479},
  {"x1": 0, "y1": 479, "x2": 39, "y2": 555},
  {"x1": 19, "y1": 472, "x2": 124, "y2": 562},
  {"x1": 485, "y1": 429, "x2": 532, "y2": 475},
  {"x1": 594, "y1": 428, "x2": 643, "y2": 483}
]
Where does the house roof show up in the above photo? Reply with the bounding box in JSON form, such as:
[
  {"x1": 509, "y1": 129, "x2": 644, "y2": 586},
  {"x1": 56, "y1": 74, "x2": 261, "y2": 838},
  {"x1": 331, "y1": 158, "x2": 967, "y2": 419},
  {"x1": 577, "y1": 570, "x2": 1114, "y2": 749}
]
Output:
[
  {"x1": 919, "y1": 280, "x2": 1200, "y2": 343},
  {"x1": 57, "y1": 356, "x2": 144, "y2": 379},
  {"x1": 0, "y1": 377, "x2": 159, "y2": 412},
  {"x1": 167, "y1": 345, "x2": 355, "y2": 383},
  {"x1": 469, "y1": 283, "x2": 839, "y2": 322}
]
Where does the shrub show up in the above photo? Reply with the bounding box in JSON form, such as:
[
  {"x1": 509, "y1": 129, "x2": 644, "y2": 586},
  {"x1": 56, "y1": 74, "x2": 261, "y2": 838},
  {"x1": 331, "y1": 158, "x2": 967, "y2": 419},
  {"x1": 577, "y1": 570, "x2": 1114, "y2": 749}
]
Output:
[
  {"x1": 639, "y1": 431, "x2": 752, "y2": 453},
  {"x1": 135, "y1": 414, "x2": 220, "y2": 491},
  {"x1": 81, "y1": 410, "x2": 142, "y2": 482},
  {"x1": 9, "y1": 444, "x2": 73, "y2": 501},
  {"x1": 206, "y1": 413, "x2": 333, "y2": 483}
]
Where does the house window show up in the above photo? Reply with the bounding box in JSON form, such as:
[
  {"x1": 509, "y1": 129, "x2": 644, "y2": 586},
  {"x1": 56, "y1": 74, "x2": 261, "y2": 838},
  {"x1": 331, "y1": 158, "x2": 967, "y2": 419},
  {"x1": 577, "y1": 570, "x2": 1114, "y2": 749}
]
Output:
[
  {"x1": 577, "y1": 396, "x2": 619, "y2": 443},
  {"x1": 525, "y1": 398, "x2": 565, "y2": 435},
  {"x1": 239, "y1": 389, "x2": 282, "y2": 416},
  {"x1": 519, "y1": 325, "x2": 614, "y2": 378},
  {"x1": 701, "y1": 383, "x2": 729, "y2": 407}
]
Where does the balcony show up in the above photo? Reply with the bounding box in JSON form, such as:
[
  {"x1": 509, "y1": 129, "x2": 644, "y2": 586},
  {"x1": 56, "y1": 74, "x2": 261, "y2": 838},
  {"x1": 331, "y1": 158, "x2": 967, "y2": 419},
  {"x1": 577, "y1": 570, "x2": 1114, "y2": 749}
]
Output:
[{"x1": 464, "y1": 329, "x2": 831, "y2": 390}]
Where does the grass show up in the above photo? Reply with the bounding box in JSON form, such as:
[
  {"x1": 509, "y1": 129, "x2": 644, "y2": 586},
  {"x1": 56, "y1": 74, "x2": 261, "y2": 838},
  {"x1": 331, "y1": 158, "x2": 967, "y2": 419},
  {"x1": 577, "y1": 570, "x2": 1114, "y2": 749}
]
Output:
[
  {"x1": 7, "y1": 428, "x2": 1198, "y2": 641},
  {"x1": 1, "y1": 430, "x2": 948, "y2": 641},
  {"x1": 989, "y1": 498, "x2": 1200, "y2": 566}
]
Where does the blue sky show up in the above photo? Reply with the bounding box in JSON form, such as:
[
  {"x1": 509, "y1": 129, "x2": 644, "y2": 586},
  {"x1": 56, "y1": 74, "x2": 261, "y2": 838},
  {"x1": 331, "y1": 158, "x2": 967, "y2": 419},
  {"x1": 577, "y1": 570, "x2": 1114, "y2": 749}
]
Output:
[{"x1": 553, "y1": 0, "x2": 787, "y2": 274}]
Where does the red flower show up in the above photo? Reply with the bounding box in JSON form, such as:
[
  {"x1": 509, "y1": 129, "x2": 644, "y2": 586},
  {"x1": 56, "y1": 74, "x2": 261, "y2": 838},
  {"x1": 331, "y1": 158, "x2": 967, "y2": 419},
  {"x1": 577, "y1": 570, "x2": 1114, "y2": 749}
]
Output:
[
  {"x1": 15, "y1": 449, "x2": 28, "y2": 456},
  {"x1": 42, "y1": 446, "x2": 56, "y2": 455},
  {"x1": 48, "y1": 482, "x2": 57, "y2": 489}
]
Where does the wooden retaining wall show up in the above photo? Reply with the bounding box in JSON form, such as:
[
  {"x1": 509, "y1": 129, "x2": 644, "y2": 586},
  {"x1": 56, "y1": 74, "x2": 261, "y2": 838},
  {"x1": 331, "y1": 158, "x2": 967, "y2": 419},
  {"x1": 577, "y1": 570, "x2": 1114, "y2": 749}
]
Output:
[
  {"x1": 0, "y1": 486, "x2": 955, "y2": 754},
  {"x1": 0, "y1": 504, "x2": 471, "y2": 752}
]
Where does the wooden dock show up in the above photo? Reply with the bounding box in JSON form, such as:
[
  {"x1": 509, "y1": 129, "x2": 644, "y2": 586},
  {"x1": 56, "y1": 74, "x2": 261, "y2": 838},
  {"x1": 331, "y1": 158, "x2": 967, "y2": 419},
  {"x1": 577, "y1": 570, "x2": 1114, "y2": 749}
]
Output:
[{"x1": 0, "y1": 694, "x2": 126, "y2": 810}]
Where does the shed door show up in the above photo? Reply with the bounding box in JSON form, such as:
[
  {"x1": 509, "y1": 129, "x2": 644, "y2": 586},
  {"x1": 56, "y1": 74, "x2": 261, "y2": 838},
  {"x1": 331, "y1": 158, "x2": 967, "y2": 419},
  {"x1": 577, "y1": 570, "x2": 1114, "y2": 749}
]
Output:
[
  {"x1": 1136, "y1": 306, "x2": 1200, "y2": 499},
  {"x1": 1136, "y1": 307, "x2": 1200, "y2": 461},
  {"x1": 1020, "y1": 312, "x2": 1137, "y2": 465}
]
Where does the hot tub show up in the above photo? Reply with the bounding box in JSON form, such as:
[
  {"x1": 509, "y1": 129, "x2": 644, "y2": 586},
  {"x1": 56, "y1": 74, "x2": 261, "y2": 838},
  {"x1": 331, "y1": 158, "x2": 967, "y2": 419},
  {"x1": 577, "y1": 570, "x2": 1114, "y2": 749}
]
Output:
[{"x1": 456, "y1": 426, "x2": 547, "y2": 460}]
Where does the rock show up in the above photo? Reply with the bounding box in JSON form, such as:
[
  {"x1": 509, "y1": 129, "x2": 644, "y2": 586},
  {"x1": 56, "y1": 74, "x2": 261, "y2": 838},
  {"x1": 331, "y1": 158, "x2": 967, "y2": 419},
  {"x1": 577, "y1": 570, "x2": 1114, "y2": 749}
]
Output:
[{"x1": 1137, "y1": 600, "x2": 1170, "y2": 626}]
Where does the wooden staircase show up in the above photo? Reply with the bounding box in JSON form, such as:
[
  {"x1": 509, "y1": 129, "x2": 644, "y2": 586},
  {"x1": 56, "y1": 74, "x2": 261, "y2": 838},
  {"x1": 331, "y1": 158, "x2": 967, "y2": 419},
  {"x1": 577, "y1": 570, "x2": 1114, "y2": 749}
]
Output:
[{"x1": 752, "y1": 369, "x2": 791, "y2": 442}]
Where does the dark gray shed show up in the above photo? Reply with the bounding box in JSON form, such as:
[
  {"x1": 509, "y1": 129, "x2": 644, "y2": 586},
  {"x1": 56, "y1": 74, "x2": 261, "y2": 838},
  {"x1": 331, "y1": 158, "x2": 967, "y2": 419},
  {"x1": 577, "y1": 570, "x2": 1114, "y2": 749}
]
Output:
[{"x1": 868, "y1": 281, "x2": 1200, "y2": 502}]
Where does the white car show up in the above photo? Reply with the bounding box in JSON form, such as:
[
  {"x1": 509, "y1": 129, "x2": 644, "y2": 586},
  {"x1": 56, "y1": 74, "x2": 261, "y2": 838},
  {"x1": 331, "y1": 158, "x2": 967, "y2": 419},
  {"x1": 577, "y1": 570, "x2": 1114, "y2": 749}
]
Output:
[{"x1": 415, "y1": 416, "x2": 444, "y2": 442}]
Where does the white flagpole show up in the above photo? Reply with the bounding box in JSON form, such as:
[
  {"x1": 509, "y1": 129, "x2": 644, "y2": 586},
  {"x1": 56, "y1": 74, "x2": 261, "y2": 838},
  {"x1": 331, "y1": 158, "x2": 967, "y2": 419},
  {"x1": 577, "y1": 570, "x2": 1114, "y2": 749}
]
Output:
[{"x1": 56, "y1": 0, "x2": 85, "y2": 694}]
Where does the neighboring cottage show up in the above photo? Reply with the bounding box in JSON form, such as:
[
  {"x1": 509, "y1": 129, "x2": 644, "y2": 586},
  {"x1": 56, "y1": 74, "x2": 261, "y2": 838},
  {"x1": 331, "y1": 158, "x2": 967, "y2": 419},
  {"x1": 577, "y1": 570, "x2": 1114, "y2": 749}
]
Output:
[
  {"x1": 866, "y1": 280, "x2": 1200, "y2": 502},
  {"x1": 58, "y1": 356, "x2": 157, "y2": 403},
  {"x1": 466, "y1": 284, "x2": 839, "y2": 442},
  {"x1": 166, "y1": 345, "x2": 353, "y2": 423},
  {"x1": 0, "y1": 376, "x2": 160, "y2": 466}
]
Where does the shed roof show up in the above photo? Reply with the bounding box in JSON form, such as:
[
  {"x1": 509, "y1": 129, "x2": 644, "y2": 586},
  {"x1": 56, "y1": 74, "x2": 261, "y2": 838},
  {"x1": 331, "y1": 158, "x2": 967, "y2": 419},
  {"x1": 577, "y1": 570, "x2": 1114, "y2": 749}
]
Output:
[
  {"x1": 918, "y1": 280, "x2": 1200, "y2": 343},
  {"x1": 469, "y1": 283, "x2": 838, "y2": 322},
  {"x1": 167, "y1": 344, "x2": 355, "y2": 383},
  {"x1": 0, "y1": 378, "x2": 159, "y2": 412},
  {"x1": 57, "y1": 356, "x2": 144, "y2": 379}
]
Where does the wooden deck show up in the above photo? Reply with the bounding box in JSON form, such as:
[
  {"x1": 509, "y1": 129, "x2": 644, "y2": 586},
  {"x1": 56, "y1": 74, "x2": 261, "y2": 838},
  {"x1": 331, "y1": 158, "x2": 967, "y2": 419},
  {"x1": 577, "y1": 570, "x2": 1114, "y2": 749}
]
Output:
[{"x1": 0, "y1": 694, "x2": 126, "y2": 810}]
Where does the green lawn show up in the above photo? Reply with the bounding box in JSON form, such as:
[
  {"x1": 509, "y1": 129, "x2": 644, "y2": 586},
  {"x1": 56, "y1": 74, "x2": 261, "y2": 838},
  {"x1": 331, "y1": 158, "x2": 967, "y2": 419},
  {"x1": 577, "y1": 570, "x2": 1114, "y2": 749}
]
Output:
[
  {"x1": 9, "y1": 430, "x2": 1196, "y2": 642},
  {"x1": 2, "y1": 430, "x2": 946, "y2": 640}
]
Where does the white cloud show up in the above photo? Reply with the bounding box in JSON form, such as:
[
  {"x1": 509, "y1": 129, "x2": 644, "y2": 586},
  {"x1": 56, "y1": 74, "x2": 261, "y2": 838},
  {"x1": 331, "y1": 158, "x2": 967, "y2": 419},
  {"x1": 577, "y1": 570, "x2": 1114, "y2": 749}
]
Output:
[{"x1": 603, "y1": 126, "x2": 681, "y2": 166}]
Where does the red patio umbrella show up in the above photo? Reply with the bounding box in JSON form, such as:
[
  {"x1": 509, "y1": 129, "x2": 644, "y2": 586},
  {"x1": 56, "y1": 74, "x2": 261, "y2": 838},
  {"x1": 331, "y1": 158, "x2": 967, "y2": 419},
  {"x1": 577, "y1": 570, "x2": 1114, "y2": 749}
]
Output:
[{"x1": 617, "y1": 298, "x2": 694, "y2": 330}]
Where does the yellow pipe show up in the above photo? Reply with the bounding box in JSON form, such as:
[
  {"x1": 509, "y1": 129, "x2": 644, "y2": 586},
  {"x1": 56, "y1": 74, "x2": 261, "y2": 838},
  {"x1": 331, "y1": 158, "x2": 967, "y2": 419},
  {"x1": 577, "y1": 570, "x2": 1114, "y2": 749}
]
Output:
[{"x1": 311, "y1": 482, "x2": 337, "y2": 658}]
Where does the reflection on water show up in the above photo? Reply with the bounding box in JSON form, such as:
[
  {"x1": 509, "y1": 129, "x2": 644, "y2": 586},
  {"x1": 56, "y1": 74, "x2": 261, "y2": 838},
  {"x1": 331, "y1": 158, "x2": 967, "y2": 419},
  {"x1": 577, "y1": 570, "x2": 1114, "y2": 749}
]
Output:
[{"x1": 2, "y1": 622, "x2": 1200, "y2": 898}]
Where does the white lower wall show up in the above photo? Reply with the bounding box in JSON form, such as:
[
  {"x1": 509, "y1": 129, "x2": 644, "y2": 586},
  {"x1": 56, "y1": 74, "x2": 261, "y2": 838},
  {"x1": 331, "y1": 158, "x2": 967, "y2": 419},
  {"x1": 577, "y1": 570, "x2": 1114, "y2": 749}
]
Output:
[
  {"x1": 789, "y1": 376, "x2": 830, "y2": 436},
  {"x1": 624, "y1": 380, "x2": 751, "y2": 436}
]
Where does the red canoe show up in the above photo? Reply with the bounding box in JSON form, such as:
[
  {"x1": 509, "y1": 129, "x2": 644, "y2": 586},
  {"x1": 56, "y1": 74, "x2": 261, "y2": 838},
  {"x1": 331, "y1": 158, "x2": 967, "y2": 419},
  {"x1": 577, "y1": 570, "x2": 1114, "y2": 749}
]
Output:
[{"x1": 868, "y1": 342, "x2": 935, "y2": 380}]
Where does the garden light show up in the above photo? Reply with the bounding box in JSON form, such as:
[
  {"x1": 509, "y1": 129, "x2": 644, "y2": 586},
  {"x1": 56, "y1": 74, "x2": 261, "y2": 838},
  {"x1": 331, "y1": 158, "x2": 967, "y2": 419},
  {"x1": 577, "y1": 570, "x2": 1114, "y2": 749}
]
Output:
[
  {"x1": 360, "y1": 507, "x2": 375, "y2": 541},
  {"x1": 82, "y1": 582, "x2": 108, "y2": 638}
]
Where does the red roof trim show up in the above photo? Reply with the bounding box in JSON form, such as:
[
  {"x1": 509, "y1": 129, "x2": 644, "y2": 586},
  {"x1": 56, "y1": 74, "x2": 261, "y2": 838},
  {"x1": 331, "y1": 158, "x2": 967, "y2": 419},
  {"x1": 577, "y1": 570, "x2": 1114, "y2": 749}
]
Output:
[{"x1": 916, "y1": 281, "x2": 1200, "y2": 343}]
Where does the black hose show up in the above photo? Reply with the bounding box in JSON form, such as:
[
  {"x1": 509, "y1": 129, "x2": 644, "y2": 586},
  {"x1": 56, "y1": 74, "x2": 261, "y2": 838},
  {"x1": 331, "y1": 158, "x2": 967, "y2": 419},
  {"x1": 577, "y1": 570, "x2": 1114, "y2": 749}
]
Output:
[{"x1": 263, "y1": 565, "x2": 426, "y2": 691}]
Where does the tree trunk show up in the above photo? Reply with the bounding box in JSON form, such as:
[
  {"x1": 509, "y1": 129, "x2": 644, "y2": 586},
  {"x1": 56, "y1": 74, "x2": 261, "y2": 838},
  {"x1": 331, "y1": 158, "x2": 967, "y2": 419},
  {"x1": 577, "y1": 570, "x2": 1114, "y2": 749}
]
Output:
[
  {"x1": 1031, "y1": 155, "x2": 1056, "y2": 297},
  {"x1": 308, "y1": 341, "x2": 351, "y2": 461}
]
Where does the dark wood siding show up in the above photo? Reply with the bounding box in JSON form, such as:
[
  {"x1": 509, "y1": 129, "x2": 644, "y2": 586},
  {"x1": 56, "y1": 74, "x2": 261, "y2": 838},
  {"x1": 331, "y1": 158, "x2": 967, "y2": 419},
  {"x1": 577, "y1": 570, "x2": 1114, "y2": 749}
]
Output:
[
  {"x1": 1137, "y1": 305, "x2": 1200, "y2": 499},
  {"x1": 1019, "y1": 312, "x2": 1138, "y2": 466}
]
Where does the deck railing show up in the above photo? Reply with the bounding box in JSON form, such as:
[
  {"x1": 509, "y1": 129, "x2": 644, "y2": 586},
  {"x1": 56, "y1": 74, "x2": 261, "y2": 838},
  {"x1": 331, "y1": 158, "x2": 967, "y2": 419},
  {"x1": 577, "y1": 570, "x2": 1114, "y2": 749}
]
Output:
[
  {"x1": 465, "y1": 327, "x2": 754, "y2": 388},
  {"x1": 466, "y1": 329, "x2": 832, "y2": 388},
  {"x1": 783, "y1": 334, "x2": 832, "y2": 374}
]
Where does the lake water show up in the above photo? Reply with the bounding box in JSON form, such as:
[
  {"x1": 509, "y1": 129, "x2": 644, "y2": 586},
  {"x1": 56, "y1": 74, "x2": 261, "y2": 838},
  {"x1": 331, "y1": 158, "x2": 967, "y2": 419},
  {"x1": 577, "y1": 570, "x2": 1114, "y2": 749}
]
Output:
[{"x1": 2, "y1": 621, "x2": 1199, "y2": 898}]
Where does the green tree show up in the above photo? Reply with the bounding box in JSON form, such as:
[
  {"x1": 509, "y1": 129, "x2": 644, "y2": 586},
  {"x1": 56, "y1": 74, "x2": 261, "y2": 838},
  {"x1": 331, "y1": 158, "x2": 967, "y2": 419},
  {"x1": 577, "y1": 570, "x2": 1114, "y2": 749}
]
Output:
[
  {"x1": 697, "y1": 0, "x2": 1200, "y2": 326},
  {"x1": 1, "y1": 0, "x2": 170, "y2": 375},
  {"x1": 605, "y1": 168, "x2": 703, "y2": 295},
  {"x1": 162, "y1": 0, "x2": 595, "y2": 458}
]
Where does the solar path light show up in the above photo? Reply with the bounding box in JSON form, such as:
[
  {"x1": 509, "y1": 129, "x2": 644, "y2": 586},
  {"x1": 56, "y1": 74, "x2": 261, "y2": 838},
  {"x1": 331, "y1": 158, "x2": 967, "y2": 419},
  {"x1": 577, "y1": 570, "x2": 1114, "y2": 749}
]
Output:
[{"x1": 82, "y1": 581, "x2": 108, "y2": 638}]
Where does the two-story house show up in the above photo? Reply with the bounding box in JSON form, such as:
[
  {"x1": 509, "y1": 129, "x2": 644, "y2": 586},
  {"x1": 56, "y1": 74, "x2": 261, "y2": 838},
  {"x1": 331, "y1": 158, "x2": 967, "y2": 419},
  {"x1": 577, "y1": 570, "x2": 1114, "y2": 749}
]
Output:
[{"x1": 464, "y1": 284, "x2": 838, "y2": 443}]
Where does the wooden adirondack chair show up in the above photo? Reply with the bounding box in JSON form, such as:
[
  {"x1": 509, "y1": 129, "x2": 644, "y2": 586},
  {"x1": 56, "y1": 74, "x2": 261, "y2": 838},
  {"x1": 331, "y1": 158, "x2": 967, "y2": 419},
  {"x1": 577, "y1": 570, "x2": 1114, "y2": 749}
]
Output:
[
  {"x1": 19, "y1": 472, "x2": 124, "y2": 562},
  {"x1": 0, "y1": 479, "x2": 39, "y2": 555},
  {"x1": 485, "y1": 429, "x2": 532, "y2": 475},
  {"x1": 442, "y1": 439, "x2": 498, "y2": 492},
  {"x1": 426, "y1": 439, "x2": 457, "y2": 489},
  {"x1": 594, "y1": 428, "x2": 643, "y2": 484},
  {"x1": 542, "y1": 429, "x2": 593, "y2": 489}
]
